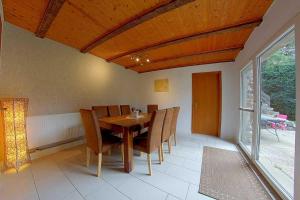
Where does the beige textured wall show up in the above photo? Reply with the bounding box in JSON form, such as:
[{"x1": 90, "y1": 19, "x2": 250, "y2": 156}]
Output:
[{"x1": 0, "y1": 23, "x2": 140, "y2": 116}]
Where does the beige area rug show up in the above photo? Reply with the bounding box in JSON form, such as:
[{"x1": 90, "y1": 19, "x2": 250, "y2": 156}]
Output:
[{"x1": 199, "y1": 146, "x2": 272, "y2": 200}]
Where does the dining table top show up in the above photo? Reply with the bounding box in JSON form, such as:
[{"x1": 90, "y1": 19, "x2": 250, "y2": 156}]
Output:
[{"x1": 99, "y1": 113, "x2": 152, "y2": 128}]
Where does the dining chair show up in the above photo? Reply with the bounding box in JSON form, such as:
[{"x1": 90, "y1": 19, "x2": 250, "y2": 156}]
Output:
[
  {"x1": 133, "y1": 109, "x2": 166, "y2": 175},
  {"x1": 80, "y1": 109, "x2": 124, "y2": 177},
  {"x1": 108, "y1": 105, "x2": 125, "y2": 138},
  {"x1": 92, "y1": 105, "x2": 113, "y2": 135},
  {"x1": 92, "y1": 106, "x2": 109, "y2": 118},
  {"x1": 161, "y1": 108, "x2": 174, "y2": 161},
  {"x1": 147, "y1": 104, "x2": 158, "y2": 113},
  {"x1": 170, "y1": 107, "x2": 180, "y2": 146},
  {"x1": 108, "y1": 105, "x2": 121, "y2": 117},
  {"x1": 120, "y1": 105, "x2": 131, "y2": 115}
]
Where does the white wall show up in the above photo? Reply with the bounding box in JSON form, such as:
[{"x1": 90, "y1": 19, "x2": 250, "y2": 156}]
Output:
[
  {"x1": 137, "y1": 62, "x2": 238, "y2": 142},
  {"x1": 0, "y1": 23, "x2": 140, "y2": 148}
]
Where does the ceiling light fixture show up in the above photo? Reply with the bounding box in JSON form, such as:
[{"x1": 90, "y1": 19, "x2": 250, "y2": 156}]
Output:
[{"x1": 130, "y1": 55, "x2": 150, "y2": 66}]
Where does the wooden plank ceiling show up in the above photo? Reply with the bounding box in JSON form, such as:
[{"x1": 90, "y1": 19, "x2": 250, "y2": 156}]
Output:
[{"x1": 3, "y1": 0, "x2": 273, "y2": 73}]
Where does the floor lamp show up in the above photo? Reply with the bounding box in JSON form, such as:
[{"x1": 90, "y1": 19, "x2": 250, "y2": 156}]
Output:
[{"x1": 0, "y1": 98, "x2": 30, "y2": 172}]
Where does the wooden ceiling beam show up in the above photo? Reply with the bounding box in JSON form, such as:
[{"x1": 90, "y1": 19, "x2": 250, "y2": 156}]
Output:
[
  {"x1": 137, "y1": 59, "x2": 235, "y2": 73},
  {"x1": 80, "y1": 0, "x2": 196, "y2": 53},
  {"x1": 107, "y1": 19, "x2": 262, "y2": 62},
  {"x1": 35, "y1": 0, "x2": 66, "y2": 38},
  {"x1": 126, "y1": 45, "x2": 244, "y2": 68}
]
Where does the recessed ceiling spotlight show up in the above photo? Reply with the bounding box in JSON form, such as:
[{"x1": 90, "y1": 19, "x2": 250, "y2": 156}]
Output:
[{"x1": 146, "y1": 59, "x2": 150, "y2": 63}]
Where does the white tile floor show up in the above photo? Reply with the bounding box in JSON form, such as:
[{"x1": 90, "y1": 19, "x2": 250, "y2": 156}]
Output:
[{"x1": 0, "y1": 134, "x2": 237, "y2": 200}]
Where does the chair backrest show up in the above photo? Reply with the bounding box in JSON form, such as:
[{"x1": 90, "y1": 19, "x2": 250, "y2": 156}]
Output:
[
  {"x1": 162, "y1": 108, "x2": 174, "y2": 142},
  {"x1": 120, "y1": 105, "x2": 131, "y2": 115},
  {"x1": 147, "y1": 109, "x2": 166, "y2": 153},
  {"x1": 92, "y1": 106, "x2": 108, "y2": 119},
  {"x1": 170, "y1": 107, "x2": 180, "y2": 136},
  {"x1": 108, "y1": 105, "x2": 121, "y2": 117},
  {"x1": 147, "y1": 104, "x2": 158, "y2": 113},
  {"x1": 80, "y1": 109, "x2": 101, "y2": 154}
]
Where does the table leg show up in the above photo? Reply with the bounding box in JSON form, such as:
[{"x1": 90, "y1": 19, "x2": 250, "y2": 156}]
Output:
[{"x1": 123, "y1": 127, "x2": 133, "y2": 172}]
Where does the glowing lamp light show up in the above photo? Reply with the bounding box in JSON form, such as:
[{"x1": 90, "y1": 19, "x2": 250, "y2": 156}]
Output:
[
  {"x1": 0, "y1": 98, "x2": 30, "y2": 172},
  {"x1": 130, "y1": 55, "x2": 151, "y2": 66}
]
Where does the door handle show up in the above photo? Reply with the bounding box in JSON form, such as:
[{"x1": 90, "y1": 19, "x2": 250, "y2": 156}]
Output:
[{"x1": 239, "y1": 108, "x2": 254, "y2": 112}]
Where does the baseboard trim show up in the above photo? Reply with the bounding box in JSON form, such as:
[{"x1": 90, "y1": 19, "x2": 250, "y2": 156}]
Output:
[{"x1": 30, "y1": 137, "x2": 85, "y2": 160}]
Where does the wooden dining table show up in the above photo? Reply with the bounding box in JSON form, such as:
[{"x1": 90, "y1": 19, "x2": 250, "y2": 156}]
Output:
[{"x1": 99, "y1": 113, "x2": 152, "y2": 173}]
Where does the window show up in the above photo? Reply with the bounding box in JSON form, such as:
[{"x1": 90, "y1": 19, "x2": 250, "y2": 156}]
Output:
[
  {"x1": 240, "y1": 63, "x2": 254, "y2": 154},
  {"x1": 239, "y1": 27, "x2": 296, "y2": 199},
  {"x1": 257, "y1": 28, "x2": 295, "y2": 198}
]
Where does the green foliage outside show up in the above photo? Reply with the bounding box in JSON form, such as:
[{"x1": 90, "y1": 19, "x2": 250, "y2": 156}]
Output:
[{"x1": 261, "y1": 39, "x2": 296, "y2": 121}]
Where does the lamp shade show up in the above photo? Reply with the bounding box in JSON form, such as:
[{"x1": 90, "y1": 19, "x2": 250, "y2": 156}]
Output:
[{"x1": 0, "y1": 98, "x2": 30, "y2": 171}]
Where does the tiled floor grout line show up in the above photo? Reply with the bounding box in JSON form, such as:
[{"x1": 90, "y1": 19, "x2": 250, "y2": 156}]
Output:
[
  {"x1": 133, "y1": 152, "x2": 203, "y2": 186},
  {"x1": 100, "y1": 175, "x2": 133, "y2": 200},
  {"x1": 185, "y1": 184, "x2": 191, "y2": 200},
  {"x1": 164, "y1": 194, "x2": 169, "y2": 200},
  {"x1": 159, "y1": 147, "x2": 204, "y2": 173},
  {"x1": 29, "y1": 167, "x2": 41, "y2": 200},
  {"x1": 161, "y1": 160, "x2": 201, "y2": 186},
  {"x1": 56, "y1": 159, "x2": 133, "y2": 200},
  {"x1": 56, "y1": 162, "x2": 87, "y2": 200},
  {"x1": 166, "y1": 158, "x2": 201, "y2": 173},
  {"x1": 128, "y1": 166, "x2": 189, "y2": 200},
  {"x1": 128, "y1": 173, "x2": 176, "y2": 199}
]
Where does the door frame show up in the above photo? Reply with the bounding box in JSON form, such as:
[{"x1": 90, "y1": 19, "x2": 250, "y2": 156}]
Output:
[{"x1": 191, "y1": 71, "x2": 222, "y2": 137}]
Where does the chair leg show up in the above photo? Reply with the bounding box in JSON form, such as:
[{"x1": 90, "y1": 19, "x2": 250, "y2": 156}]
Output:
[
  {"x1": 86, "y1": 147, "x2": 91, "y2": 167},
  {"x1": 107, "y1": 148, "x2": 111, "y2": 156},
  {"x1": 168, "y1": 139, "x2": 172, "y2": 153},
  {"x1": 275, "y1": 129, "x2": 280, "y2": 142},
  {"x1": 158, "y1": 147, "x2": 162, "y2": 164},
  {"x1": 174, "y1": 133, "x2": 177, "y2": 146},
  {"x1": 147, "y1": 154, "x2": 152, "y2": 176},
  {"x1": 97, "y1": 153, "x2": 102, "y2": 177},
  {"x1": 161, "y1": 143, "x2": 164, "y2": 162},
  {"x1": 121, "y1": 144, "x2": 124, "y2": 163}
]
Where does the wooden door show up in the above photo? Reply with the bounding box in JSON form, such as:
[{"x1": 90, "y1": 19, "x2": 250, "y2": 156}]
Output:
[{"x1": 192, "y1": 72, "x2": 221, "y2": 136}]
